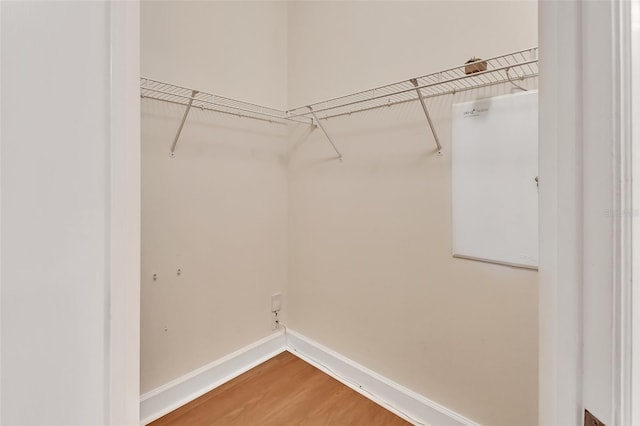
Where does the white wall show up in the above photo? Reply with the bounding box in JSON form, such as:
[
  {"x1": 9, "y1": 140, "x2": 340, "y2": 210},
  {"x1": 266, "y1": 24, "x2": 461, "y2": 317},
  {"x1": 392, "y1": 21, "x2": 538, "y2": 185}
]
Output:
[
  {"x1": 141, "y1": 0, "x2": 288, "y2": 110},
  {"x1": 288, "y1": 1, "x2": 538, "y2": 107},
  {"x1": 287, "y1": 2, "x2": 538, "y2": 425},
  {"x1": 140, "y1": 102, "x2": 289, "y2": 392},
  {"x1": 1, "y1": 1, "x2": 112, "y2": 424},
  {"x1": 140, "y1": 1, "x2": 289, "y2": 393}
]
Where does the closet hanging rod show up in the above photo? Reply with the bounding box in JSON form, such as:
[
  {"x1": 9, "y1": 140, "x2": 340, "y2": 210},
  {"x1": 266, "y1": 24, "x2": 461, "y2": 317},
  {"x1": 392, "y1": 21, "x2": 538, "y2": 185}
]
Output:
[
  {"x1": 143, "y1": 78, "x2": 285, "y2": 114},
  {"x1": 286, "y1": 47, "x2": 537, "y2": 119},
  {"x1": 311, "y1": 77, "x2": 522, "y2": 122},
  {"x1": 140, "y1": 78, "x2": 311, "y2": 125},
  {"x1": 285, "y1": 58, "x2": 537, "y2": 120},
  {"x1": 146, "y1": 97, "x2": 292, "y2": 126},
  {"x1": 142, "y1": 85, "x2": 306, "y2": 124}
]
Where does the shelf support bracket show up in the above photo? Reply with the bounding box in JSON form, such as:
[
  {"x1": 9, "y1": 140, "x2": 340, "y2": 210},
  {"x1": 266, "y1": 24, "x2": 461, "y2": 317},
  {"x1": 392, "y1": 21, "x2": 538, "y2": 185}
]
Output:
[
  {"x1": 170, "y1": 90, "x2": 198, "y2": 157},
  {"x1": 308, "y1": 106, "x2": 343, "y2": 161},
  {"x1": 410, "y1": 79, "x2": 442, "y2": 153}
]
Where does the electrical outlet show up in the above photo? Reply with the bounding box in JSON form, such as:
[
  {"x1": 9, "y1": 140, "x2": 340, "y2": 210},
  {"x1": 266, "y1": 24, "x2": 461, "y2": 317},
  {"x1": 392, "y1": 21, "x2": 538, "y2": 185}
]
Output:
[{"x1": 271, "y1": 293, "x2": 282, "y2": 313}]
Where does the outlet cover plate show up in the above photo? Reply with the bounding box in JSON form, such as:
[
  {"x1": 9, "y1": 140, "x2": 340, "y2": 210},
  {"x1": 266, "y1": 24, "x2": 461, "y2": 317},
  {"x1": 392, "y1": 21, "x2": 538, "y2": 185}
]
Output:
[{"x1": 271, "y1": 293, "x2": 282, "y2": 312}]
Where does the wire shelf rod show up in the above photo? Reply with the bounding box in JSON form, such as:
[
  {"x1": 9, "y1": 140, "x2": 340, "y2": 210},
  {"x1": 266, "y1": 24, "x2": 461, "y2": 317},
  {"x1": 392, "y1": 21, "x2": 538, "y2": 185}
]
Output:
[
  {"x1": 141, "y1": 86, "x2": 294, "y2": 123},
  {"x1": 313, "y1": 73, "x2": 538, "y2": 122},
  {"x1": 141, "y1": 96, "x2": 292, "y2": 126},
  {"x1": 141, "y1": 78, "x2": 285, "y2": 114},
  {"x1": 286, "y1": 47, "x2": 537, "y2": 115},
  {"x1": 285, "y1": 58, "x2": 538, "y2": 119},
  {"x1": 141, "y1": 47, "x2": 538, "y2": 159}
]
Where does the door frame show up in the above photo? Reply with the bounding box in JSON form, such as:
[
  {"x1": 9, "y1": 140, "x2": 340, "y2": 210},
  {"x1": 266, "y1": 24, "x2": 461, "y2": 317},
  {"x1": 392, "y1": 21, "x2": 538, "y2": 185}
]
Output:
[
  {"x1": 538, "y1": 0, "x2": 637, "y2": 424},
  {"x1": 108, "y1": 1, "x2": 140, "y2": 425},
  {"x1": 630, "y1": 1, "x2": 640, "y2": 424},
  {"x1": 614, "y1": 0, "x2": 637, "y2": 423}
]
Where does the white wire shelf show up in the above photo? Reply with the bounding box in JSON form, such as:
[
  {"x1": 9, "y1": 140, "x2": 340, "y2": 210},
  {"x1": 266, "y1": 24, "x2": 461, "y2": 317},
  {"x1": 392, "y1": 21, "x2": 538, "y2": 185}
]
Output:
[
  {"x1": 140, "y1": 78, "x2": 309, "y2": 125},
  {"x1": 141, "y1": 47, "x2": 538, "y2": 157},
  {"x1": 285, "y1": 47, "x2": 539, "y2": 121}
]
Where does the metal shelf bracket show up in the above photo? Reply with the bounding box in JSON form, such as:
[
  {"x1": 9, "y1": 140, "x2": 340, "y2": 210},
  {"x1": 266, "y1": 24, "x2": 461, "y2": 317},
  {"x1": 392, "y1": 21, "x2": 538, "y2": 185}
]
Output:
[
  {"x1": 170, "y1": 90, "x2": 198, "y2": 157},
  {"x1": 308, "y1": 106, "x2": 343, "y2": 161},
  {"x1": 410, "y1": 79, "x2": 442, "y2": 153}
]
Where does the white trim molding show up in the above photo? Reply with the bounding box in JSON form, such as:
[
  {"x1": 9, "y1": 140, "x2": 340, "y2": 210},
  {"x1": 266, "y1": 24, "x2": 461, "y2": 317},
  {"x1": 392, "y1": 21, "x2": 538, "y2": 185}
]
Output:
[
  {"x1": 140, "y1": 330, "x2": 481, "y2": 426},
  {"x1": 539, "y1": 0, "x2": 640, "y2": 424},
  {"x1": 285, "y1": 330, "x2": 481, "y2": 426},
  {"x1": 140, "y1": 333, "x2": 286, "y2": 425},
  {"x1": 538, "y1": 1, "x2": 584, "y2": 424},
  {"x1": 629, "y1": 1, "x2": 640, "y2": 424},
  {"x1": 108, "y1": 1, "x2": 141, "y2": 425},
  {"x1": 613, "y1": 0, "x2": 636, "y2": 424}
]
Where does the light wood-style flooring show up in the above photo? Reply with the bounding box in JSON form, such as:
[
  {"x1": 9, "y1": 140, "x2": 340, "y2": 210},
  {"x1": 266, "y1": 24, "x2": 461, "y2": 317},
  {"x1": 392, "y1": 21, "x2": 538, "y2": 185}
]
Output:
[{"x1": 150, "y1": 351, "x2": 411, "y2": 426}]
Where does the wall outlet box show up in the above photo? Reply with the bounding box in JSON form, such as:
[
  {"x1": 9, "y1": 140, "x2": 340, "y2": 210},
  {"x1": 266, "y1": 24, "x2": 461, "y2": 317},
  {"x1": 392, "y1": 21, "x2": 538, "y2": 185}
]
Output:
[{"x1": 271, "y1": 293, "x2": 282, "y2": 312}]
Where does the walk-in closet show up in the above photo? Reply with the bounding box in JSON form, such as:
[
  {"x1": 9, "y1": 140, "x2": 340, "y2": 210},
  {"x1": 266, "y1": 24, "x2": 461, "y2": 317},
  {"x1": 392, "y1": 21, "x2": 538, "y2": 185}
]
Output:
[
  {"x1": 140, "y1": 2, "x2": 538, "y2": 425},
  {"x1": 3, "y1": 1, "x2": 636, "y2": 426}
]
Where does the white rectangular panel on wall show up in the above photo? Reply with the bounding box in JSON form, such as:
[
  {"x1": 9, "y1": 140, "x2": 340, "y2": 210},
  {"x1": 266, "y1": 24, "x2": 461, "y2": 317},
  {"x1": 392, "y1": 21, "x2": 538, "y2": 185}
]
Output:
[{"x1": 452, "y1": 91, "x2": 538, "y2": 269}]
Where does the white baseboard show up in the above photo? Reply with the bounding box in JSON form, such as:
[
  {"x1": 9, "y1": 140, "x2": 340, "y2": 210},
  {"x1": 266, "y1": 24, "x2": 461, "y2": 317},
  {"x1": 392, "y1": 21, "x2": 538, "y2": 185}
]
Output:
[
  {"x1": 139, "y1": 329, "x2": 481, "y2": 426},
  {"x1": 285, "y1": 330, "x2": 481, "y2": 426},
  {"x1": 139, "y1": 332, "x2": 286, "y2": 425}
]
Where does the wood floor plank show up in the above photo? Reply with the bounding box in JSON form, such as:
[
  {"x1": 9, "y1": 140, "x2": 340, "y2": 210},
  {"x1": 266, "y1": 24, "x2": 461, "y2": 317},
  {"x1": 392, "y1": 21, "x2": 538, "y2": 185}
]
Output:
[{"x1": 150, "y1": 351, "x2": 411, "y2": 426}]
